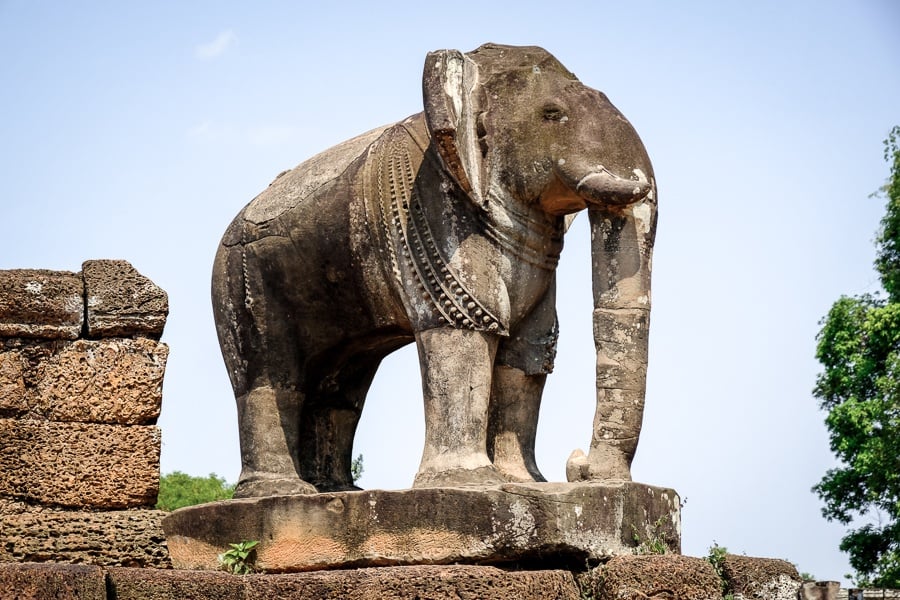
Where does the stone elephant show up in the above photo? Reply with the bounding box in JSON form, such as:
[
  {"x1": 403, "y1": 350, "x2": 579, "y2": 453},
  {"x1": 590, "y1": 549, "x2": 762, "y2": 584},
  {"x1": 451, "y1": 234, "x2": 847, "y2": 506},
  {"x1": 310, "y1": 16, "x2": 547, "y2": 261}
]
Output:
[{"x1": 212, "y1": 43, "x2": 657, "y2": 497}]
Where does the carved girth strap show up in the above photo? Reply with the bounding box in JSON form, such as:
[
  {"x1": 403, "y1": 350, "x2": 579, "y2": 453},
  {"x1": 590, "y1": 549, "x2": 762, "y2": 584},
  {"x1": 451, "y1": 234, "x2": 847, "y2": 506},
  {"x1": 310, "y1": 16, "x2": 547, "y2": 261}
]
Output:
[{"x1": 365, "y1": 119, "x2": 506, "y2": 336}]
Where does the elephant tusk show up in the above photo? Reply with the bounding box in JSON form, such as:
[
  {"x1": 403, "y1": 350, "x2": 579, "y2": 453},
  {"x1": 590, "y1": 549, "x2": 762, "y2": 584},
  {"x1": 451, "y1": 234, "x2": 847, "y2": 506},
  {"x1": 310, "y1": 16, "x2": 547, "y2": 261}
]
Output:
[{"x1": 576, "y1": 168, "x2": 650, "y2": 204}]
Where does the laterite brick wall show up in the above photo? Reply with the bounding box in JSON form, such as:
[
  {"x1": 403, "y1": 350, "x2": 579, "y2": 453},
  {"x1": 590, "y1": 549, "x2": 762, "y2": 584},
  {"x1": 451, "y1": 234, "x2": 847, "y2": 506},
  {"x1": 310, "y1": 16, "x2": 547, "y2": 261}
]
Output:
[{"x1": 0, "y1": 260, "x2": 170, "y2": 567}]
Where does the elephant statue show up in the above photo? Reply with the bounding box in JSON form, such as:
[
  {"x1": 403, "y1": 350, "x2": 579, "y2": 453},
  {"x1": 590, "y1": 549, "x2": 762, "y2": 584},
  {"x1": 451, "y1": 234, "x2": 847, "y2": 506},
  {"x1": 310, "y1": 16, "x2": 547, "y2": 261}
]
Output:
[{"x1": 212, "y1": 43, "x2": 657, "y2": 497}]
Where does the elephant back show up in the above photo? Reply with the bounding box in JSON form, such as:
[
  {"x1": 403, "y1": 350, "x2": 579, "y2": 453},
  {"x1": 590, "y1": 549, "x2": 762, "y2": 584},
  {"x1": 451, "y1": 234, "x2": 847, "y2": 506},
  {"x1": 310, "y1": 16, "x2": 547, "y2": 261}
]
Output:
[{"x1": 242, "y1": 123, "x2": 393, "y2": 226}]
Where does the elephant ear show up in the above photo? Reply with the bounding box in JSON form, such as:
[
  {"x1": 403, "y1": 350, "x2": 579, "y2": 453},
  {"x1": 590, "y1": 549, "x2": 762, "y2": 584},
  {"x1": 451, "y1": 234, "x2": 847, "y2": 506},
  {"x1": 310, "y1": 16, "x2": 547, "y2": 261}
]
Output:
[{"x1": 423, "y1": 49, "x2": 486, "y2": 205}]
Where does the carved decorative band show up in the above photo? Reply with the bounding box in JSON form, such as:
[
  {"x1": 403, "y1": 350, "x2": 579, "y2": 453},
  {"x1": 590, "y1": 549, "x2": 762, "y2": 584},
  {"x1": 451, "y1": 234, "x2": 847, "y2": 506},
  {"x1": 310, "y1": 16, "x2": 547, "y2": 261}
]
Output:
[{"x1": 375, "y1": 127, "x2": 505, "y2": 335}]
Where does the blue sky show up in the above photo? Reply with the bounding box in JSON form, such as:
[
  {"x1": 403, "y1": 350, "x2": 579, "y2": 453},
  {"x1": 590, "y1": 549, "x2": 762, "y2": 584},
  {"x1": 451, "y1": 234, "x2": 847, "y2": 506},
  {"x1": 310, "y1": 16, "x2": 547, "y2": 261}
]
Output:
[{"x1": 2, "y1": 0, "x2": 899, "y2": 582}]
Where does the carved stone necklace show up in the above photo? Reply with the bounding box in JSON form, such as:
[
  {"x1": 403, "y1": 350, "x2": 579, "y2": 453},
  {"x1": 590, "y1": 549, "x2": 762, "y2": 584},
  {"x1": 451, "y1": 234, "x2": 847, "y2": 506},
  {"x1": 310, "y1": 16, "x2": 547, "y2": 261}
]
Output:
[{"x1": 367, "y1": 123, "x2": 506, "y2": 335}]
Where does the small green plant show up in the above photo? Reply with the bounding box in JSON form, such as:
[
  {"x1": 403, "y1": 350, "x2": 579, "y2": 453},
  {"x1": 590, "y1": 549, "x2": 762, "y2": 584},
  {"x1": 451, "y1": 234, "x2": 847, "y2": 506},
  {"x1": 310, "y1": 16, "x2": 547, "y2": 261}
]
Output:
[
  {"x1": 576, "y1": 561, "x2": 603, "y2": 600},
  {"x1": 707, "y1": 542, "x2": 729, "y2": 595},
  {"x1": 579, "y1": 586, "x2": 596, "y2": 600},
  {"x1": 218, "y1": 540, "x2": 259, "y2": 575},
  {"x1": 631, "y1": 516, "x2": 672, "y2": 555},
  {"x1": 351, "y1": 453, "x2": 364, "y2": 483}
]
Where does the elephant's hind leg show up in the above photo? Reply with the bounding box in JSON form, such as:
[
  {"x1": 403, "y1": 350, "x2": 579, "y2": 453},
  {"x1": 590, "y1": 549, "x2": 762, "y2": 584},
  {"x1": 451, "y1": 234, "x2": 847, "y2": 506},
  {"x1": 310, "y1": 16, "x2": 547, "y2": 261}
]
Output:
[
  {"x1": 233, "y1": 385, "x2": 316, "y2": 498},
  {"x1": 298, "y1": 355, "x2": 383, "y2": 492},
  {"x1": 488, "y1": 366, "x2": 548, "y2": 483},
  {"x1": 212, "y1": 238, "x2": 317, "y2": 498}
]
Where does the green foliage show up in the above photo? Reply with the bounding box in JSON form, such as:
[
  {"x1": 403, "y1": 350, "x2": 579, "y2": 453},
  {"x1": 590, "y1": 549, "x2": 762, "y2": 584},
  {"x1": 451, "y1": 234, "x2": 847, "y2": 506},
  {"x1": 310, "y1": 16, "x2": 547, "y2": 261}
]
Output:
[
  {"x1": 156, "y1": 471, "x2": 235, "y2": 511},
  {"x1": 351, "y1": 453, "x2": 364, "y2": 483},
  {"x1": 578, "y1": 583, "x2": 597, "y2": 600},
  {"x1": 576, "y1": 560, "x2": 603, "y2": 600},
  {"x1": 813, "y1": 126, "x2": 900, "y2": 587},
  {"x1": 707, "y1": 542, "x2": 729, "y2": 594},
  {"x1": 875, "y1": 126, "x2": 900, "y2": 300},
  {"x1": 218, "y1": 540, "x2": 258, "y2": 575}
]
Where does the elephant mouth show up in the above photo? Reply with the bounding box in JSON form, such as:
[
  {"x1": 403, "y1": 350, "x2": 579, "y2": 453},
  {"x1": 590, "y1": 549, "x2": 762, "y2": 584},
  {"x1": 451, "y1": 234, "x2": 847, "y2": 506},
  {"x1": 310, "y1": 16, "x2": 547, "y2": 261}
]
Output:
[{"x1": 574, "y1": 166, "x2": 652, "y2": 206}]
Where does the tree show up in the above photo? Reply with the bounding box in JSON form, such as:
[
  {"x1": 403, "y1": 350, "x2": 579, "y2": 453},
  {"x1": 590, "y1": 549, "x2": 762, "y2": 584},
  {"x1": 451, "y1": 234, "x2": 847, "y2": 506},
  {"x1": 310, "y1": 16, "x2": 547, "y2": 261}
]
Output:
[
  {"x1": 156, "y1": 457, "x2": 364, "y2": 511},
  {"x1": 813, "y1": 126, "x2": 900, "y2": 587},
  {"x1": 156, "y1": 471, "x2": 236, "y2": 511},
  {"x1": 351, "y1": 453, "x2": 364, "y2": 484}
]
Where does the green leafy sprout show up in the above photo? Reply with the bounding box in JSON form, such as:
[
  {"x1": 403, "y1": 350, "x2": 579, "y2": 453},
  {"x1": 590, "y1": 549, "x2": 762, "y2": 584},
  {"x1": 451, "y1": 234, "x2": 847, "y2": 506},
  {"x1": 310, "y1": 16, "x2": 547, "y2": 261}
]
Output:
[{"x1": 218, "y1": 540, "x2": 259, "y2": 575}]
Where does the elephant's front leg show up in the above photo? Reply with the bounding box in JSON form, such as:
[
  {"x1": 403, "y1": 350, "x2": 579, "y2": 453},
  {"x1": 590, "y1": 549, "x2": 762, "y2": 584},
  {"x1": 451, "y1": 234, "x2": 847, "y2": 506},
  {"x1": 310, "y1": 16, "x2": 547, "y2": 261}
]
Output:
[
  {"x1": 487, "y1": 284, "x2": 557, "y2": 482},
  {"x1": 412, "y1": 327, "x2": 506, "y2": 488}
]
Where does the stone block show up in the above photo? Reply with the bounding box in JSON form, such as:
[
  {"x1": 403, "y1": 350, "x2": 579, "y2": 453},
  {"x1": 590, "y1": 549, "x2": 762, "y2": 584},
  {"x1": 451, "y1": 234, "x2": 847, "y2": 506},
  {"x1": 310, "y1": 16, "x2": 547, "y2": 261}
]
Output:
[
  {"x1": 800, "y1": 581, "x2": 841, "y2": 600},
  {"x1": 108, "y1": 568, "x2": 242, "y2": 600},
  {"x1": 580, "y1": 554, "x2": 722, "y2": 600},
  {"x1": 0, "y1": 563, "x2": 106, "y2": 600},
  {"x1": 0, "y1": 498, "x2": 170, "y2": 568},
  {"x1": 243, "y1": 565, "x2": 580, "y2": 599},
  {"x1": 83, "y1": 259, "x2": 168, "y2": 339},
  {"x1": 0, "y1": 269, "x2": 83, "y2": 339},
  {"x1": 163, "y1": 481, "x2": 681, "y2": 573},
  {"x1": 104, "y1": 565, "x2": 578, "y2": 600},
  {"x1": 0, "y1": 419, "x2": 160, "y2": 508},
  {"x1": 722, "y1": 554, "x2": 802, "y2": 599},
  {"x1": 0, "y1": 346, "x2": 25, "y2": 413},
  {"x1": 0, "y1": 338, "x2": 167, "y2": 424}
]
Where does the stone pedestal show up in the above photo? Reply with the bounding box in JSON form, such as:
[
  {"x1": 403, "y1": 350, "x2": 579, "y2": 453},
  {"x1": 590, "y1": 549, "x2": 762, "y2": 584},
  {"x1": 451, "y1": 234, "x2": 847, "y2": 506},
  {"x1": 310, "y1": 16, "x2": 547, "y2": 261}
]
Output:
[{"x1": 163, "y1": 481, "x2": 680, "y2": 573}]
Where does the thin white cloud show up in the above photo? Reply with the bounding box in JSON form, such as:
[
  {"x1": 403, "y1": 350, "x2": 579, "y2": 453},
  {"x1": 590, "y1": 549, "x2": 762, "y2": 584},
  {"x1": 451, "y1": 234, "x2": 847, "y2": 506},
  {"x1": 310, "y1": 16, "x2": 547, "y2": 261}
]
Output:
[{"x1": 195, "y1": 30, "x2": 236, "y2": 60}]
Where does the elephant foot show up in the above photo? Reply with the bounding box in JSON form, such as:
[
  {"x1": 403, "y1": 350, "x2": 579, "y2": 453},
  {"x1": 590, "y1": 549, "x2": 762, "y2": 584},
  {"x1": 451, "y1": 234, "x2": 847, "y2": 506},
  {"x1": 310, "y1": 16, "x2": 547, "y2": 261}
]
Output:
[
  {"x1": 493, "y1": 460, "x2": 547, "y2": 483},
  {"x1": 233, "y1": 476, "x2": 318, "y2": 498},
  {"x1": 412, "y1": 465, "x2": 507, "y2": 489},
  {"x1": 565, "y1": 447, "x2": 632, "y2": 482}
]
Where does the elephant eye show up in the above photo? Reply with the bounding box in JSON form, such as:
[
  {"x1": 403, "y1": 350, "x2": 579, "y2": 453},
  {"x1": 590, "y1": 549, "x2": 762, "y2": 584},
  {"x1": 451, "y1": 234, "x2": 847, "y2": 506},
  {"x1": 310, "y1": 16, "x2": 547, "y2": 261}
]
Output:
[{"x1": 542, "y1": 105, "x2": 568, "y2": 122}]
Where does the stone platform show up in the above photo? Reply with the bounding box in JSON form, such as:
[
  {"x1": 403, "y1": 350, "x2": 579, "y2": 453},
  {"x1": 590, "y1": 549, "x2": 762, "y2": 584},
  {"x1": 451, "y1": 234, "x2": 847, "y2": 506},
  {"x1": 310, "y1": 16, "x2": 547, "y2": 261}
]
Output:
[{"x1": 162, "y1": 481, "x2": 680, "y2": 573}]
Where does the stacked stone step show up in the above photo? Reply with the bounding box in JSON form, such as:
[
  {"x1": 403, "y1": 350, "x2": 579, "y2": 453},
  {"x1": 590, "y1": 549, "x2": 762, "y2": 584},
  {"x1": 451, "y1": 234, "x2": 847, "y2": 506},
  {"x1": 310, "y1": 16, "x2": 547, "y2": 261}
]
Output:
[{"x1": 0, "y1": 260, "x2": 170, "y2": 567}]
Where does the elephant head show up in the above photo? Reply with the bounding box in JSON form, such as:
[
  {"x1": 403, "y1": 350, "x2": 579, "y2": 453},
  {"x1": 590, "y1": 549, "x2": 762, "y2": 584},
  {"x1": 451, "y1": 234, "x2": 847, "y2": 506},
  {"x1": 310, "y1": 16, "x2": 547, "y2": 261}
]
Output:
[
  {"x1": 423, "y1": 44, "x2": 652, "y2": 211},
  {"x1": 423, "y1": 44, "x2": 658, "y2": 482}
]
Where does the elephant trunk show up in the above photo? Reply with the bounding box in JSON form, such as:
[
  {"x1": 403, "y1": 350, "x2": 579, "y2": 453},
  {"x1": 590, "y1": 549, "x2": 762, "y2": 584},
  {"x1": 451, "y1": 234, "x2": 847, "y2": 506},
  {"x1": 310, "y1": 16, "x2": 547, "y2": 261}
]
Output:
[{"x1": 567, "y1": 188, "x2": 657, "y2": 482}]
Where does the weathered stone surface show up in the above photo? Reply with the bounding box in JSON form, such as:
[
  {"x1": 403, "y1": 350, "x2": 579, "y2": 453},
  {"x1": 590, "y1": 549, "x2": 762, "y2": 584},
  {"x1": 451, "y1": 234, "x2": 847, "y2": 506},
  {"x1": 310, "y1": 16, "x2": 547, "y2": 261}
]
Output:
[
  {"x1": 244, "y1": 565, "x2": 580, "y2": 600},
  {"x1": 0, "y1": 563, "x2": 106, "y2": 600},
  {"x1": 0, "y1": 419, "x2": 160, "y2": 508},
  {"x1": 843, "y1": 590, "x2": 900, "y2": 599},
  {"x1": 722, "y1": 554, "x2": 802, "y2": 599},
  {"x1": 0, "y1": 338, "x2": 167, "y2": 423},
  {"x1": 104, "y1": 565, "x2": 579, "y2": 600},
  {"x1": 0, "y1": 346, "x2": 25, "y2": 412},
  {"x1": 212, "y1": 44, "x2": 658, "y2": 496},
  {"x1": 801, "y1": 581, "x2": 841, "y2": 600},
  {"x1": 578, "y1": 554, "x2": 722, "y2": 600},
  {"x1": 164, "y1": 482, "x2": 680, "y2": 573},
  {"x1": 0, "y1": 269, "x2": 83, "y2": 339},
  {"x1": 108, "y1": 568, "x2": 242, "y2": 600},
  {"x1": 0, "y1": 498, "x2": 170, "y2": 568},
  {"x1": 83, "y1": 259, "x2": 168, "y2": 339}
]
